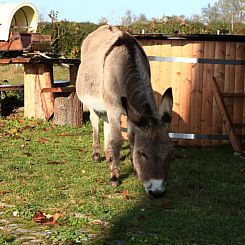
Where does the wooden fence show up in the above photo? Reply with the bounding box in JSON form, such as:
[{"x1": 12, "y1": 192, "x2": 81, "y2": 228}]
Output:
[{"x1": 131, "y1": 34, "x2": 245, "y2": 146}]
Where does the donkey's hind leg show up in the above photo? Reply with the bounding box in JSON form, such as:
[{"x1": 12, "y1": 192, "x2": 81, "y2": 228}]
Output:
[{"x1": 89, "y1": 108, "x2": 101, "y2": 162}]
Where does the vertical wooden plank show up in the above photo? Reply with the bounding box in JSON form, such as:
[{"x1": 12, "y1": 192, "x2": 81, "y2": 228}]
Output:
[
  {"x1": 153, "y1": 40, "x2": 163, "y2": 107},
  {"x1": 190, "y1": 41, "x2": 204, "y2": 146},
  {"x1": 154, "y1": 40, "x2": 163, "y2": 106},
  {"x1": 155, "y1": 40, "x2": 165, "y2": 107},
  {"x1": 170, "y1": 40, "x2": 182, "y2": 145},
  {"x1": 158, "y1": 40, "x2": 172, "y2": 113},
  {"x1": 201, "y1": 41, "x2": 215, "y2": 146},
  {"x1": 69, "y1": 64, "x2": 79, "y2": 85},
  {"x1": 239, "y1": 42, "x2": 245, "y2": 136},
  {"x1": 24, "y1": 63, "x2": 54, "y2": 120},
  {"x1": 24, "y1": 64, "x2": 36, "y2": 118},
  {"x1": 233, "y1": 42, "x2": 245, "y2": 136},
  {"x1": 223, "y1": 42, "x2": 236, "y2": 143},
  {"x1": 212, "y1": 41, "x2": 226, "y2": 145},
  {"x1": 178, "y1": 40, "x2": 192, "y2": 146}
]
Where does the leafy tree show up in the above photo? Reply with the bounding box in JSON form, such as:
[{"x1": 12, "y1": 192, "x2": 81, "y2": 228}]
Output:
[
  {"x1": 121, "y1": 10, "x2": 136, "y2": 26},
  {"x1": 38, "y1": 21, "x2": 98, "y2": 57},
  {"x1": 201, "y1": 0, "x2": 245, "y2": 33},
  {"x1": 37, "y1": 2, "x2": 244, "y2": 58}
]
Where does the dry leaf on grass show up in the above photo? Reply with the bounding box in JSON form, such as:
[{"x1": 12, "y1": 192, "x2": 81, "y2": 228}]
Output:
[
  {"x1": 38, "y1": 137, "x2": 49, "y2": 144},
  {"x1": 122, "y1": 189, "x2": 129, "y2": 200},
  {"x1": 90, "y1": 219, "x2": 109, "y2": 226},
  {"x1": 32, "y1": 211, "x2": 64, "y2": 225}
]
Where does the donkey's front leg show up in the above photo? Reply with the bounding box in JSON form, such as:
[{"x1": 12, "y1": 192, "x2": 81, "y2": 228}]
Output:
[
  {"x1": 89, "y1": 108, "x2": 101, "y2": 162},
  {"x1": 103, "y1": 114, "x2": 112, "y2": 163},
  {"x1": 107, "y1": 113, "x2": 122, "y2": 186}
]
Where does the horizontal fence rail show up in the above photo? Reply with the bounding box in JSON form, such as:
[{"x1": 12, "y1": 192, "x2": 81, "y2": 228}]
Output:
[{"x1": 148, "y1": 56, "x2": 245, "y2": 65}]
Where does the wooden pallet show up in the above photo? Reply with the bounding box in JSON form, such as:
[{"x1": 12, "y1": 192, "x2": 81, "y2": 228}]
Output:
[{"x1": 211, "y1": 77, "x2": 244, "y2": 156}]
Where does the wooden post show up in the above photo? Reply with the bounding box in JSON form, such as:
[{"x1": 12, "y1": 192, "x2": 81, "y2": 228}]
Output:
[
  {"x1": 24, "y1": 63, "x2": 54, "y2": 120},
  {"x1": 69, "y1": 64, "x2": 79, "y2": 85}
]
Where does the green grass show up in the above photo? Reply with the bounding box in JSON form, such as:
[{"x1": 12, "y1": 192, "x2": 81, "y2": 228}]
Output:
[
  {"x1": 0, "y1": 114, "x2": 245, "y2": 244},
  {"x1": 0, "y1": 65, "x2": 69, "y2": 85}
]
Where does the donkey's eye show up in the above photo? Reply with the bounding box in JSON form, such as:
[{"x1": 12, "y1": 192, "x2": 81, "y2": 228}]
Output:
[{"x1": 138, "y1": 151, "x2": 148, "y2": 160}]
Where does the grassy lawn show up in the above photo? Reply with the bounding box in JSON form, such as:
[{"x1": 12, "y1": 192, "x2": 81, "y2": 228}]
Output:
[
  {"x1": 0, "y1": 113, "x2": 245, "y2": 244},
  {"x1": 0, "y1": 65, "x2": 69, "y2": 85}
]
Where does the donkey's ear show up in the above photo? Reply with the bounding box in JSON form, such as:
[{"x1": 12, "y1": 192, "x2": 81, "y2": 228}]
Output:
[
  {"x1": 121, "y1": 97, "x2": 151, "y2": 127},
  {"x1": 159, "y1": 88, "x2": 173, "y2": 124}
]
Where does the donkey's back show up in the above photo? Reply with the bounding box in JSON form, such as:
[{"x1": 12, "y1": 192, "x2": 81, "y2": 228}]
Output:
[{"x1": 76, "y1": 25, "x2": 155, "y2": 117}]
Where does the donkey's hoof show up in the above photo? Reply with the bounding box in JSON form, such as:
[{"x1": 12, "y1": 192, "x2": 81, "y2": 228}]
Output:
[
  {"x1": 109, "y1": 176, "x2": 120, "y2": 187},
  {"x1": 92, "y1": 153, "x2": 101, "y2": 162}
]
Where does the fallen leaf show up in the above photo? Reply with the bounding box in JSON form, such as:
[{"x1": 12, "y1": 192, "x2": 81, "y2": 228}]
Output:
[
  {"x1": 21, "y1": 125, "x2": 32, "y2": 131},
  {"x1": 240, "y1": 168, "x2": 245, "y2": 173},
  {"x1": 32, "y1": 211, "x2": 64, "y2": 225},
  {"x1": 18, "y1": 119, "x2": 27, "y2": 124},
  {"x1": 32, "y1": 211, "x2": 47, "y2": 223},
  {"x1": 56, "y1": 132, "x2": 71, "y2": 137},
  {"x1": 29, "y1": 121, "x2": 39, "y2": 127},
  {"x1": 39, "y1": 137, "x2": 49, "y2": 144},
  {"x1": 90, "y1": 219, "x2": 109, "y2": 226},
  {"x1": 52, "y1": 212, "x2": 64, "y2": 223},
  {"x1": 122, "y1": 189, "x2": 129, "y2": 200},
  {"x1": 162, "y1": 201, "x2": 173, "y2": 210}
]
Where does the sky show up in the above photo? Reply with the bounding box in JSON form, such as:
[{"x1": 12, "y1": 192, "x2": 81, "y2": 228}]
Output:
[{"x1": 2, "y1": 0, "x2": 218, "y2": 24}]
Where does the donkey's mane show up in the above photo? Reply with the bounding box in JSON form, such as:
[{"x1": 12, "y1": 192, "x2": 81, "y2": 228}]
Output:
[{"x1": 104, "y1": 30, "x2": 158, "y2": 121}]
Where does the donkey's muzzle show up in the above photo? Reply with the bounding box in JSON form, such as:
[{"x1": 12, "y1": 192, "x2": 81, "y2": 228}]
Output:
[
  {"x1": 148, "y1": 189, "x2": 165, "y2": 198},
  {"x1": 144, "y1": 179, "x2": 166, "y2": 198}
]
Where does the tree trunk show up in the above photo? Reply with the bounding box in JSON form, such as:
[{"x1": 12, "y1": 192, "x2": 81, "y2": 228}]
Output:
[{"x1": 53, "y1": 92, "x2": 83, "y2": 127}]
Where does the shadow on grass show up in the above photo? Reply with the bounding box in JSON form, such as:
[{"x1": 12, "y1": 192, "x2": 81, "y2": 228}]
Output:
[
  {"x1": 91, "y1": 145, "x2": 245, "y2": 245},
  {"x1": 0, "y1": 91, "x2": 24, "y2": 116}
]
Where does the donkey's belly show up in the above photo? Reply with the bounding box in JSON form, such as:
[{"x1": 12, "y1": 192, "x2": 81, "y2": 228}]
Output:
[{"x1": 81, "y1": 95, "x2": 105, "y2": 112}]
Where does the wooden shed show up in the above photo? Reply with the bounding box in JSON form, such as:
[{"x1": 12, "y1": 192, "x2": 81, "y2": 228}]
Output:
[{"x1": 132, "y1": 34, "x2": 245, "y2": 148}]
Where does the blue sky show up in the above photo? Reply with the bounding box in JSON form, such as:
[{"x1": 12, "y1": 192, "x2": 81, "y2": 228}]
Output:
[{"x1": 3, "y1": 0, "x2": 218, "y2": 24}]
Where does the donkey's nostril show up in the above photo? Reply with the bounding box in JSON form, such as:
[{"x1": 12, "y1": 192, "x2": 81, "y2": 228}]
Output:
[{"x1": 148, "y1": 190, "x2": 165, "y2": 198}]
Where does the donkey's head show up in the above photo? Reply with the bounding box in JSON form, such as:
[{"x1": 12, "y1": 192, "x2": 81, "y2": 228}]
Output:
[{"x1": 125, "y1": 88, "x2": 174, "y2": 198}]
